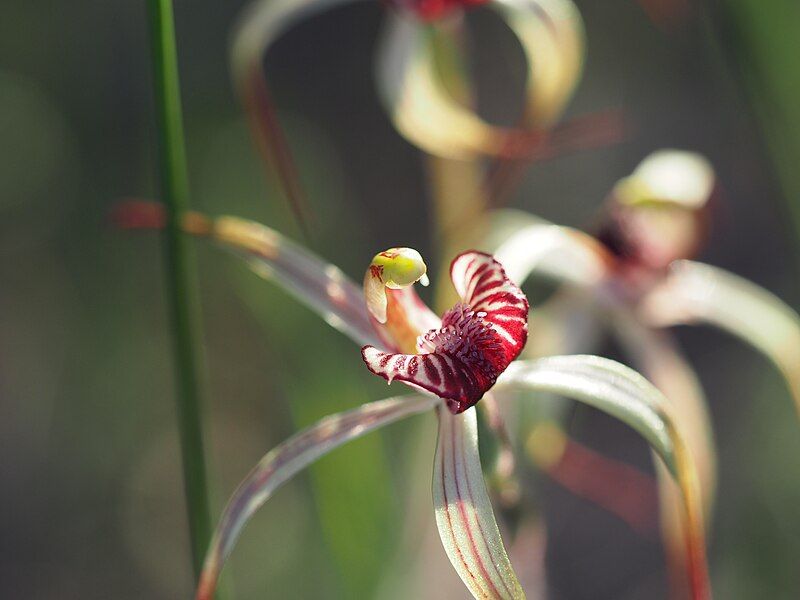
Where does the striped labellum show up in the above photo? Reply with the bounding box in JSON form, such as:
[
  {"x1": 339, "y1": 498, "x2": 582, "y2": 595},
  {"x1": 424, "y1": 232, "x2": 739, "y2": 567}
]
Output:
[{"x1": 362, "y1": 251, "x2": 529, "y2": 413}]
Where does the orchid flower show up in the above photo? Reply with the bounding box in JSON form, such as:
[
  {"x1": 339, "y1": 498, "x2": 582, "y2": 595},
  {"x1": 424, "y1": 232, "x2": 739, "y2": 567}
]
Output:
[
  {"x1": 232, "y1": 0, "x2": 586, "y2": 170},
  {"x1": 113, "y1": 202, "x2": 711, "y2": 599},
  {"x1": 484, "y1": 148, "x2": 800, "y2": 591}
]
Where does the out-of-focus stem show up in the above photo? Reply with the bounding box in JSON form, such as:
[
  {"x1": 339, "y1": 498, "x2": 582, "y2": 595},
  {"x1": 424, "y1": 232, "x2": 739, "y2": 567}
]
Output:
[{"x1": 146, "y1": 0, "x2": 214, "y2": 577}]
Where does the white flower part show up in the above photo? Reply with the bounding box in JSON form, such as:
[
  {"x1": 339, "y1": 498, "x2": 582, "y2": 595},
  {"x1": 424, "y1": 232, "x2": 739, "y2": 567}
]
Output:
[
  {"x1": 364, "y1": 247, "x2": 428, "y2": 324},
  {"x1": 616, "y1": 150, "x2": 715, "y2": 209},
  {"x1": 433, "y1": 408, "x2": 525, "y2": 600}
]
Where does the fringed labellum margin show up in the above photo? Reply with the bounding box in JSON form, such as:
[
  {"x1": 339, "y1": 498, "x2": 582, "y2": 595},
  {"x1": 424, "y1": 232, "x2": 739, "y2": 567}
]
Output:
[{"x1": 362, "y1": 250, "x2": 529, "y2": 414}]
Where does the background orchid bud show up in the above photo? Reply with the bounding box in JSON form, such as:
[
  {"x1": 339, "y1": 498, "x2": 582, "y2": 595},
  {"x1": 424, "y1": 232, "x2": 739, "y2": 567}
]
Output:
[{"x1": 597, "y1": 150, "x2": 717, "y2": 272}]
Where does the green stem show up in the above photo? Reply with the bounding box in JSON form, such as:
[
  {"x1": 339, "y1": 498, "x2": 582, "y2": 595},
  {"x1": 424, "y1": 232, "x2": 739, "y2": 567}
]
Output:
[{"x1": 146, "y1": 0, "x2": 213, "y2": 578}]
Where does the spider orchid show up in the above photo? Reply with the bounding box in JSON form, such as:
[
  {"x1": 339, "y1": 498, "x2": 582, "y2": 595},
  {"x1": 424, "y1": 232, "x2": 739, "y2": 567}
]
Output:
[
  {"x1": 489, "y1": 149, "x2": 800, "y2": 425},
  {"x1": 482, "y1": 148, "x2": 800, "y2": 590},
  {"x1": 112, "y1": 202, "x2": 711, "y2": 599},
  {"x1": 232, "y1": 0, "x2": 587, "y2": 182}
]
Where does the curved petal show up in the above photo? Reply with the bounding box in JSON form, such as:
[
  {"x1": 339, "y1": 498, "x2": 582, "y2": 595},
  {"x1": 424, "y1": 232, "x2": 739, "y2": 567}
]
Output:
[
  {"x1": 494, "y1": 0, "x2": 584, "y2": 124},
  {"x1": 640, "y1": 260, "x2": 800, "y2": 417},
  {"x1": 375, "y1": 0, "x2": 584, "y2": 159},
  {"x1": 433, "y1": 407, "x2": 524, "y2": 599},
  {"x1": 486, "y1": 210, "x2": 612, "y2": 287},
  {"x1": 362, "y1": 252, "x2": 528, "y2": 413},
  {"x1": 611, "y1": 314, "x2": 716, "y2": 514},
  {"x1": 112, "y1": 202, "x2": 385, "y2": 348},
  {"x1": 195, "y1": 394, "x2": 439, "y2": 600},
  {"x1": 211, "y1": 215, "x2": 387, "y2": 348},
  {"x1": 496, "y1": 356, "x2": 711, "y2": 600},
  {"x1": 450, "y1": 251, "x2": 529, "y2": 362}
]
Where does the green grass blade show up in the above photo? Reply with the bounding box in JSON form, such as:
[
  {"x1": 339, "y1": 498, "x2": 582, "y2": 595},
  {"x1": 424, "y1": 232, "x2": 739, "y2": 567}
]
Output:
[{"x1": 146, "y1": 0, "x2": 213, "y2": 577}]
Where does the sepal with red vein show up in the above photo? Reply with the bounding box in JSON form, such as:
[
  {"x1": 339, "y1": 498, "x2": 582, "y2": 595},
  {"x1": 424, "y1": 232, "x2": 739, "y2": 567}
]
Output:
[
  {"x1": 433, "y1": 408, "x2": 524, "y2": 599},
  {"x1": 195, "y1": 394, "x2": 439, "y2": 600}
]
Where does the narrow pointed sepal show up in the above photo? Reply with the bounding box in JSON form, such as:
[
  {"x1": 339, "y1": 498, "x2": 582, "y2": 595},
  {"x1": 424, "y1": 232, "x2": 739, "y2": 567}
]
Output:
[
  {"x1": 432, "y1": 407, "x2": 525, "y2": 600},
  {"x1": 195, "y1": 394, "x2": 439, "y2": 600},
  {"x1": 211, "y1": 216, "x2": 386, "y2": 348},
  {"x1": 611, "y1": 312, "x2": 717, "y2": 595}
]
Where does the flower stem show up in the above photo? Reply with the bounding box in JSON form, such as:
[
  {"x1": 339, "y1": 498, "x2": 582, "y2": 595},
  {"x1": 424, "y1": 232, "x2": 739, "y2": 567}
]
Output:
[{"x1": 146, "y1": 0, "x2": 213, "y2": 577}]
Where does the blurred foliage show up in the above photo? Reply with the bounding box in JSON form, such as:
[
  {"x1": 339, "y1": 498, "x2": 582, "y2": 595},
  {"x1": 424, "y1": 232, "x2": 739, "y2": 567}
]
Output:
[{"x1": 712, "y1": 0, "x2": 800, "y2": 253}]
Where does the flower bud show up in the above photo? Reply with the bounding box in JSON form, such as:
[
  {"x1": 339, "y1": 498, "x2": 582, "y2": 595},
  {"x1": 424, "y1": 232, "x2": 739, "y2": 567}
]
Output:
[{"x1": 597, "y1": 150, "x2": 716, "y2": 272}]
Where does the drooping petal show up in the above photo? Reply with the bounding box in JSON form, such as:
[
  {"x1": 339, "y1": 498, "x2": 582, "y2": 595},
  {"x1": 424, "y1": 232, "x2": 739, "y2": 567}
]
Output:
[
  {"x1": 486, "y1": 210, "x2": 612, "y2": 287},
  {"x1": 195, "y1": 394, "x2": 439, "y2": 600},
  {"x1": 209, "y1": 216, "x2": 388, "y2": 349},
  {"x1": 611, "y1": 311, "x2": 717, "y2": 596},
  {"x1": 611, "y1": 313, "x2": 716, "y2": 514},
  {"x1": 433, "y1": 407, "x2": 524, "y2": 600},
  {"x1": 112, "y1": 203, "x2": 386, "y2": 348},
  {"x1": 640, "y1": 260, "x2": 800, "y2": 417},
  {"x1": 362, "y1": 252, "x2": 528, "y2": 413},
  {"x1": 495, "y1": 356, "x2": 711, "y2": 600}
]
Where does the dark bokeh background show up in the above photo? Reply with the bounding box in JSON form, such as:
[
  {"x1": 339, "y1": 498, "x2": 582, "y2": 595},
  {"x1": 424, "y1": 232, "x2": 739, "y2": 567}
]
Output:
[{"x1": 1, "y1": 0, "x2": 798, "y2": 598}]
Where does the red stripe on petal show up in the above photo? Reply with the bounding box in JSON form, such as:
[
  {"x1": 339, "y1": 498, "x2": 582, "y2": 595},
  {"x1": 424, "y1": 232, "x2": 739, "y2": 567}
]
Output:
[
  {"x1": 452, "y1": 252, "x2": 529, "y2": 364},
  {"x1": 433, "y1": 410, "x2": 524, "y2": 599},
  {"x1": 361, "y1": 252, "x2": 528, "y2": 414}
]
